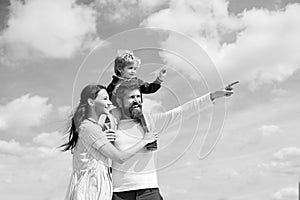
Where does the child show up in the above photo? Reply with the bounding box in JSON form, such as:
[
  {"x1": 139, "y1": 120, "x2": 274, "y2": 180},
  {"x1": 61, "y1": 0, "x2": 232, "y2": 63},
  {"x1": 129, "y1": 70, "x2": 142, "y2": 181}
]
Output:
[
  {"x1": 104, "y1": 50, "x2": 166, "y2": 150},
  {"x1": 107, "y1": 50, "x2": 166, "y2": 105}
]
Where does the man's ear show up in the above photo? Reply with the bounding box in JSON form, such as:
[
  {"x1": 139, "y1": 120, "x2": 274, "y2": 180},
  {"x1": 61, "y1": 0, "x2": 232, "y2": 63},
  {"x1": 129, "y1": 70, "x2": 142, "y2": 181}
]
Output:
[
  {"x1": 116, "y1": 97, "x2": 122, "y2": 107},
  {"x1": 87, "y1": 98, "x2": 94, "y2": 106}
]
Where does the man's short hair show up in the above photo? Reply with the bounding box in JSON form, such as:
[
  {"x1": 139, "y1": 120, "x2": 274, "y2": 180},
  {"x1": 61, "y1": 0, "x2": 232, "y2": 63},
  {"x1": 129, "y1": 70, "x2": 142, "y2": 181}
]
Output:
[{"x1": 115, "y1": 78, "x2": 141, "y2": 101}]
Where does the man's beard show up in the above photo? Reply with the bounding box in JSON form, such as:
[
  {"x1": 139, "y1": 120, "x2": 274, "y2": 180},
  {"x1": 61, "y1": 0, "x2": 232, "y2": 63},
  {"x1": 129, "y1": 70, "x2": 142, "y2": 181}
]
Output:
[{"x1": 128, "y1": 102, "x2": 143, "y2": 119}]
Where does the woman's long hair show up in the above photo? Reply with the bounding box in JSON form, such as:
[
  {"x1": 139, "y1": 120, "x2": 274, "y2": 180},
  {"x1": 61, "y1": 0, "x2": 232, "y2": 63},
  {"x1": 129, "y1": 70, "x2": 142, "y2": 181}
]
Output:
[{"x1": 60, "y1": 84, "x2": 106, "y2": 152}]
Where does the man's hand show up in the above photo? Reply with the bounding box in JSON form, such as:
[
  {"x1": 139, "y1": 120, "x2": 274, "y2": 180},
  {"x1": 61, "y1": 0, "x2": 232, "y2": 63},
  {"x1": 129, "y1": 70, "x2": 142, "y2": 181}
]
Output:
[
  {"x1": 143, "y1": 132, "x2": 158, "y2": 145},
  {"x1": 210, "y1": 81, "x2": 239, "y2": 101}
]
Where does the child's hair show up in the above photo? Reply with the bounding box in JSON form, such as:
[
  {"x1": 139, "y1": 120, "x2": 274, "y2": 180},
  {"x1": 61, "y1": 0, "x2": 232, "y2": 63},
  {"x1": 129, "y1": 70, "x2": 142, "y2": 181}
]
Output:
[
  {"x1": 114, "y1": 50, "x2": 141, "y2": 76},
  {"x1": 114, "y1": 78, "x2": 143, "y2": 104}
]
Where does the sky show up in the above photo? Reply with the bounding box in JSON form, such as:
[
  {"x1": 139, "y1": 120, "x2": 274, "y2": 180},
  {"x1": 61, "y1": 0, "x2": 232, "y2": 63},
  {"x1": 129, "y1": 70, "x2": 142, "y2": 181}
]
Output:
[{"x1": 0, "y1": 0, "x2": 300, "y2": 199}]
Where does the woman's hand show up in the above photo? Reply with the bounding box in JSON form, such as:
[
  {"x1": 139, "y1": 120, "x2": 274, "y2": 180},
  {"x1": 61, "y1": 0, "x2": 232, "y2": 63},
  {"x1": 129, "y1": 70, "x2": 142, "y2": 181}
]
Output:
[
  {"x1": 142, "y1": 132, "x2": 158, "y2": 145},
  {"x1": 104, "y1": 129, "x2": 116, "y2": 142}
]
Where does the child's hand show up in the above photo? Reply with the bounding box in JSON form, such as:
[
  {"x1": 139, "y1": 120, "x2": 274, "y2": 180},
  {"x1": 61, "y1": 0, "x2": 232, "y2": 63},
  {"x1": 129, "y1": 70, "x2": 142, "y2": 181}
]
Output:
[{"x1": 157, "y1": 66, "x2": 167, "y2": 81}]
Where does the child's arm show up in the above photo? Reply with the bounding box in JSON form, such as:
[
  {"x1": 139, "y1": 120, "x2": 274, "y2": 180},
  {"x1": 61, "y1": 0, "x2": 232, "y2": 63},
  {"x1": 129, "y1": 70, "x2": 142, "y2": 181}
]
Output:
[
  {"x1": 107, "y1": 76, "x2": 120, "y2": 99},
  {"x1": 139, "y1": 68, "x2": 167, "y2": 94}
]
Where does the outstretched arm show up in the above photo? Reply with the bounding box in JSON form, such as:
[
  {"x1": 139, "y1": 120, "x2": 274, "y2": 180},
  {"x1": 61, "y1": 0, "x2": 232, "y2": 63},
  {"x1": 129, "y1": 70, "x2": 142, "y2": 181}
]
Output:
[
  {"x1": 140, "y1": 67, "x2": 167, "y2": 94},
  {"x1": 148, "y1": 81, "x2": 238, "y2": 133}
]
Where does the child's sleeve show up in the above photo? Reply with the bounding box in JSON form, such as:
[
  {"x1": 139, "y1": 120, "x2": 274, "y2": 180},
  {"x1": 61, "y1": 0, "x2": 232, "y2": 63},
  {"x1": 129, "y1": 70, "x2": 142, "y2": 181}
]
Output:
[
  {"x1": 139, "y1": 77, "x2": 162, "y2": 94},
  {"x1": 107, "y1": 76, "x2": 119, "y2": 100}
]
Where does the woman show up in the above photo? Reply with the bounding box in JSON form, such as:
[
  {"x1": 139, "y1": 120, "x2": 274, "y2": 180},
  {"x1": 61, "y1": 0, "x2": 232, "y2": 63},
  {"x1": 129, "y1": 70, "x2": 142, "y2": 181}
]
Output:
[{"x1": 61, "y1": 84, "x2": 156, "y2": 200}]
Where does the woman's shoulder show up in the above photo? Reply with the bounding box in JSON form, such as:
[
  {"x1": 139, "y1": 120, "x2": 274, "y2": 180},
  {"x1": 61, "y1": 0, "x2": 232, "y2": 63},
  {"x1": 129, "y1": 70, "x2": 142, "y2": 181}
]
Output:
[{"x1": 79, "y1": 119, "x2": 103, "y2": 134}]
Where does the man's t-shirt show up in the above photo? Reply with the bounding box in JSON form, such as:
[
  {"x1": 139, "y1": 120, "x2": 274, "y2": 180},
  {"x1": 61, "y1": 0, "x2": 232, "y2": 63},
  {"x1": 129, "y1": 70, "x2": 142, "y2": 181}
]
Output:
[{"x1": 112, "y1": 93, "x2": 213, "y2": 192}]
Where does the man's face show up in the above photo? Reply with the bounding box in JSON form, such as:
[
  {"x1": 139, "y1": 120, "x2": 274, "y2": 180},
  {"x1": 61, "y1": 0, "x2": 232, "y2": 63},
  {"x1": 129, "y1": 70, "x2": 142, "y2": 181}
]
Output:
[{"x1": 121, "y1": 89, "x2": 142, "y2": 119}]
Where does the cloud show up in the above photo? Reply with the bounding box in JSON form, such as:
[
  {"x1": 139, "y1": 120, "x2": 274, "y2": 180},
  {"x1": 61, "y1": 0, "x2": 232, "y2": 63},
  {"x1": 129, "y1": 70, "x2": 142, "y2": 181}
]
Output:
[
  {"x1": 0, "y1": 139, "x2": 24, "y2": 156},
  {"x1": 141, "y1": 0, "x2": 244, "y2": 80},
  {"x1": 271, "y1": 187, "x2": 297, "y2": 200},
  {"x1": 143, "y1": 97, "x2": 163, "y2": 113},
  {"x1": 0, "y1": 0, "x2": 99, "y2": 63},
  {"x1": 219, "y1": 5, "x2": 300, "y2": 88},
  {"x1": 273, "y1": 146, "x2": 300, "y2": 160},
  {"x1": 142, "y1": 1, "x2": 300, "y2": 90},
  {"x1": 95, "y1": 0, "x2": 169, "y2": 23},
  {"x1": 259, "y1": 125, "x2": 282, "y2": 137},
  {"x1": 57, "y1": 105, "x2": 72, "y2": 120},
  {"x1": 219, "y1": 4, "x2": 300, "y2": 90},
  {"x1": 32, "y1": 131, "x2": 62, "y2": 148},
  {"x1": 259, "y1": 146, "x2": 300, "y2": 175},
  {"x1": 0, "y1": 138, "x2": 59, "y2": 158},
  {"x1": 0, "y1": 94, "x2": 52, "y2": 131}
]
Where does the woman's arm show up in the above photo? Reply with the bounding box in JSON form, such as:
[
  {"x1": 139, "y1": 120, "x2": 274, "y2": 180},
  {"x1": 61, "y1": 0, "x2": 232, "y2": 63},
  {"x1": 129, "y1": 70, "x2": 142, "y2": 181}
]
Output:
[{"x1": 98, "y1": 131, "x2": 156, "y2": 164}]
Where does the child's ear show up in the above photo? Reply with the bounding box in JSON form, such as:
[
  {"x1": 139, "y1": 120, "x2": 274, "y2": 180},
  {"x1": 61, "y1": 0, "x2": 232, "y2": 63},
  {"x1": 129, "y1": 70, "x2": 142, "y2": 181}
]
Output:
[{"x1": 117, "y1": 66, "x2": 123, "y2": 76}]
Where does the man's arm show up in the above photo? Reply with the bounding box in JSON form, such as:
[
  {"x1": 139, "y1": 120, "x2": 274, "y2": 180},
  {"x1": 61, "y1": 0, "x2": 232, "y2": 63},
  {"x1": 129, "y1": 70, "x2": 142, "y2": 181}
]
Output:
[
  {"x1": 147, "y1": 84, "x2": 236, "y2": 133},
  {"x1": 148, "y1": 93, "x2": 214, "y2": 133}
]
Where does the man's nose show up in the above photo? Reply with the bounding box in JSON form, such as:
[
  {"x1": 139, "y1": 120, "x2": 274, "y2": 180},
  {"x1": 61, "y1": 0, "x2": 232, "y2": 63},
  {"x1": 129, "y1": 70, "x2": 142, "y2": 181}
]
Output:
[{"x1": 133, "y1": 96, "x2": 140, "y2": 102}]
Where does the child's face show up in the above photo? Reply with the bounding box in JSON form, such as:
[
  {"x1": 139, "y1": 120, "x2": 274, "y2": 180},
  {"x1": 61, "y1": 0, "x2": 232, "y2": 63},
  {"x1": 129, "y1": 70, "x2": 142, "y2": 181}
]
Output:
[{"x1": 120, "y1": 64, "x2": 137, "y2": 79}]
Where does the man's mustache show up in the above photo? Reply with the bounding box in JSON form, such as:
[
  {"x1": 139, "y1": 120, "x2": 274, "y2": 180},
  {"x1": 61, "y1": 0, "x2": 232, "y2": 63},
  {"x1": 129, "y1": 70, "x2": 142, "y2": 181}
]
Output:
[{"x1": 129, "y1": 101, "x2": 142, "y2": 108}]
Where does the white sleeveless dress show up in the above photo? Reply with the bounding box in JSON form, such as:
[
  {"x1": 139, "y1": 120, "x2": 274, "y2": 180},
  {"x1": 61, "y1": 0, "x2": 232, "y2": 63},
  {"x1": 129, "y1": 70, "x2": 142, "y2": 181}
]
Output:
[{"x1": 65, "y1": 120, "x2": 113, "y2": 200}]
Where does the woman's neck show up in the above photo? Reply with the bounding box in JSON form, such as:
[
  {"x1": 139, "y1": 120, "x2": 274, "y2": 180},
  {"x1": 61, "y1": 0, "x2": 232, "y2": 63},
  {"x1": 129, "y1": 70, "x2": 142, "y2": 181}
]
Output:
[{"x1": 86, "y1": 111, "x2": 99, "y2": 123}]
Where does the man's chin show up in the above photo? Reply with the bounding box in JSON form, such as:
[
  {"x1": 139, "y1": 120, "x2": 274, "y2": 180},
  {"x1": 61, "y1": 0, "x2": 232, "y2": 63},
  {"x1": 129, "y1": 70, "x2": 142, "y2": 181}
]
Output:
[{"x1": 129, "y1": 107, "x2": 143, "y2": 119}]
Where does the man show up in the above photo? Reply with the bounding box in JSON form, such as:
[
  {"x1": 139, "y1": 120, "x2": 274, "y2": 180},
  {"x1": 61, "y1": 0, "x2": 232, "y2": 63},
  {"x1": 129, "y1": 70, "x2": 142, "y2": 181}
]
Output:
[{"x1": 111, "y1": 79, "x2": 236, "y2": 200}]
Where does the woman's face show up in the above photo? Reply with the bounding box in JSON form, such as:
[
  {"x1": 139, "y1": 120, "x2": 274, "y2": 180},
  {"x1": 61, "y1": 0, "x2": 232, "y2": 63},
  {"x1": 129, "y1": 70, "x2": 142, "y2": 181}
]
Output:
[
  {"x1": 93, "y1": 89, "x2": 112, "y2": 116},
  {"x1": 120, "y1": 64, "x2": 137, "y2": 79}
]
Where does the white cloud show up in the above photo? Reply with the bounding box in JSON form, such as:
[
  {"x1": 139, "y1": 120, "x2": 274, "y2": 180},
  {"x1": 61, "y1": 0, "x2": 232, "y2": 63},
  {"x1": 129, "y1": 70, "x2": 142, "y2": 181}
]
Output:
[
  {"x1": 0, "y1": 139, "x2": 24, "y2": 156},
  {"x1": 0, "y1": 0, "x2": 99, "y2": 63},
  {"x1": 95, "y1": 0, "x2": 169, "y2": 23},
  {"x1": 143, "y1": 97, "x2": 163, "y2": 113},
  {"x1": 141, "y1": 0, "x2": 244, "y2": 81},
  {"x1": 32, "y1": 131, "x2": 62, "y2": 148},
  {"x1": 57, "y1": 105, "x2": 72, "y2": 120},
  {"x1": 138, "y1": 0, "x2": 169, "y2": 12},
  {"x1": 259, "y1": 125, "x2": 282, "y2": 137},
  {"x1": 273, "y1": 146, "x2": 300, "y2": 160},
  {"x1": 0, "y1": 138, "x2": 59, "y2": 158},
  {"x1": 142, "y1": 1, "x2": 300, "y2": 89},
  {"x1": 0, "y1": 94, "x2": 53, "y2": 131},
  {"x1": 259, "y1": 146, "x2": 300, "y2": 175},
  {"x1": 218, "y1": 4, "x2": 300, "y2": 90},
  {"x1": 272, "y1": 187, "x2": 297, "y2": 200}
]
